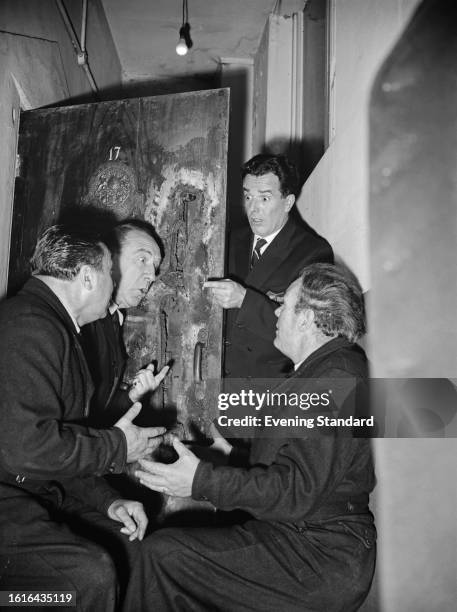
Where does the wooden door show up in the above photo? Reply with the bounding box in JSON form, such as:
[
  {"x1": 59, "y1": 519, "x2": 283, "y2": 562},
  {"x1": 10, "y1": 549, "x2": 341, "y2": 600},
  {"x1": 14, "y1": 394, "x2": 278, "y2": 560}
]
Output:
[{"x1": 9, "y1": 89, "x2": 229, "y2": 438}]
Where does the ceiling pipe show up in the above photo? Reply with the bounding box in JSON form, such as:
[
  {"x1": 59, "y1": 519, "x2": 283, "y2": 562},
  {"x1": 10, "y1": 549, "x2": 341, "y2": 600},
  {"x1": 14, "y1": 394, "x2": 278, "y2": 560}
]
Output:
[
  {"x1": 81, "y1": 0, "x2": 88, "y2": 53},
  {"x1": 55, "y1": 0, "x2": 99, "y2": 96}
]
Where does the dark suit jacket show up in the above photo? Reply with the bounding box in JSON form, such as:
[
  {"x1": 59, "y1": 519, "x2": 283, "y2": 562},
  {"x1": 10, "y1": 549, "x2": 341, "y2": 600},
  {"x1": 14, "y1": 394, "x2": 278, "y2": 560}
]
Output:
[
  {"x1": 81, "y1": 312, "x2": 131, "y2": 426},
  {"x1": 0, "y1": 278, "x2": 126, "y2": 549},
  {"x1": 193, "y1": 337, "x2": 375, "y2": 527},
  {"x1": 225, "y1": 214, "x2": 333, "y2": 379}
]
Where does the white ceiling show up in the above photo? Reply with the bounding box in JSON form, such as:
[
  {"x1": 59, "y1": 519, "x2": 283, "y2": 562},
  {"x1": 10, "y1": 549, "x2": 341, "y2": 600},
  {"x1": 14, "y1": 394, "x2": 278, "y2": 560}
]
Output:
[{"x1": 102, "y1": 0, "x2": 304, "y2": 85}]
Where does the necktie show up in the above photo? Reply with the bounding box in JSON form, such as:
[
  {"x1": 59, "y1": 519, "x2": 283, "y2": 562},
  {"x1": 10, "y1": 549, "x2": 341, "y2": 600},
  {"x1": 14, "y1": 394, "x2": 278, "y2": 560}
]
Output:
[
  {"x1": 110, "y1": 310, "x2": 121, "y2": 340},
  {"x1": 250, "y1": 237, "x2": 267, "y2": 269}
]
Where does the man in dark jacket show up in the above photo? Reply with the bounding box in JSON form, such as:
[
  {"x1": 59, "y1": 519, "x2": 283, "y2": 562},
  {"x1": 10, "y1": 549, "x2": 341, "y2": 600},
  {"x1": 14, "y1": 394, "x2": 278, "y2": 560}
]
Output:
[
  {"x1": 81, "y1": 220, "x2": 168, "y2": 427},
  {"x1": 0, "y1": 226, "x2": 165, "y2": 611},
  {"x1": 205, "y1": 154, "x2": 333, "y2": 379},
  {"x1": 125, "y1": 263, "x2": 376, "y2": 612}
]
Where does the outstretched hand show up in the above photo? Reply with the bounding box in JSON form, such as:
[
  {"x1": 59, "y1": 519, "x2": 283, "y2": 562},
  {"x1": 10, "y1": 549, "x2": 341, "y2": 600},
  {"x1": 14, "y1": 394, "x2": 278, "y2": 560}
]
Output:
[
  {"x1": 114, "y1": 402, "x2": 165, "y2": 463},
  {"x1": 135, "y1": 437, "x2": 200, "y2": 498}
]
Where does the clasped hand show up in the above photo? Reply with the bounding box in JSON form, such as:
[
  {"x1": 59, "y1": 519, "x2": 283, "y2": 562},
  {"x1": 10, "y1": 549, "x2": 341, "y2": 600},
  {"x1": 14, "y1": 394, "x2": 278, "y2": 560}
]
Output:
[
  {"x1": 204, "y1": 279, "x2": 246, "y2": 309},
  {"x1": 135, "y1": 437, "x2": 200, "y2": 498},
  {"x1": 107, "y1": 498, "x2": 148, "y2": 541},
  {"x1": 134, "y1": 425, "x2": 232, "y2": 497}
]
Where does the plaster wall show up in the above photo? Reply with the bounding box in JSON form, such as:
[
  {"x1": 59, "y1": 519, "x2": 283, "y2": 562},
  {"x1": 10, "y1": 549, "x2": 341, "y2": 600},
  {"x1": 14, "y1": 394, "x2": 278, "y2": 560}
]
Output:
[
  {"x1": 252, "y1": 18, "x2": 270, "y2": 158},
  {"x1": 375, "y1": 439, "x2": 457, "y2": 611},
  {"x1": 297, "y1": 0, "x2": 420, "y2": 289},
  {"x1": 291, "y1": 3, "x2": 457, "y2": 611},
  {"x1": 252, "y1": 14, "x2": 296, "y2": 156}
]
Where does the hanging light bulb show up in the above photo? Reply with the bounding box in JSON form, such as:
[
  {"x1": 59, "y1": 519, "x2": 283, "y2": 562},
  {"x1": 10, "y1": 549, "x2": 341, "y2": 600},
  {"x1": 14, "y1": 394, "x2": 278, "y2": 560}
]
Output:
[
  {"x1": 176, "y1": 25, "x2": 189, "y2": 56},
  {"x1": 176, "y1": 1, "x2": 193, "y2": 57}
]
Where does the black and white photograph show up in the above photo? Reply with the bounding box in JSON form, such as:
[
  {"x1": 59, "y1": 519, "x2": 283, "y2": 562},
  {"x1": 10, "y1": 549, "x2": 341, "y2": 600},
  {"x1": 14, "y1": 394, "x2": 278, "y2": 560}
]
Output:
[{"x1": 0, "y1": 1, "x2": 455, "y2": 610}]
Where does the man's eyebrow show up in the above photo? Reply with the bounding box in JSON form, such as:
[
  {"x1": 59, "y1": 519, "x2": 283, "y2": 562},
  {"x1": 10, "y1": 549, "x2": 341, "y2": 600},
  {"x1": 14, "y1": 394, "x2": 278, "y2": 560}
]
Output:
[
  {"x1": 243, "y1": 187, "x2": 273, "y2": 194},
  {"x1": 134, "y1": 246, "x2": 162, "y2": 264}
]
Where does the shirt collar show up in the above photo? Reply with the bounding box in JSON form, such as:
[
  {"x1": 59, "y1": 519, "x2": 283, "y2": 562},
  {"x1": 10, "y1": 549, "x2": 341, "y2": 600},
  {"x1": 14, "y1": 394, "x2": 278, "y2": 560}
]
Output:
[
  {"x1": 253, "y1": 223, "x2": 286, "y2": 253},
  {"x1": 69, "y1": 312, "x2": 80, "y2": 333},
  {"x1": 53, "y1": 294, "x2": 80, "y2": 333},
  {"x1": 109, "y1": 302, "x2": 124, "y2": 326},
  {"x1": 294, "y1": 358, "x2": 305, "y2": 371}
]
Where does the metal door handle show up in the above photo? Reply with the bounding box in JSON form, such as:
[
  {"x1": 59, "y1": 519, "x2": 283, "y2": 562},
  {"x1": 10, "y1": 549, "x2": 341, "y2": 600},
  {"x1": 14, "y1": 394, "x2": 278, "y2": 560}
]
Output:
[{"x1": 193, "y1": 341, "x2": 204, "y2": 382}]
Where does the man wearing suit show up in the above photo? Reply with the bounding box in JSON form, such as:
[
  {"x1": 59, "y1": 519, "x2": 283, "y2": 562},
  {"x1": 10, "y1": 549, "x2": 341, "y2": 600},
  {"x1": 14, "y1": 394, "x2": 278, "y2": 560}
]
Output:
[
  {"x1": 81, "y1": 220, "x2": 168, "y2": 427},
  {"x1": 124, "y1": 263, "x2": 376, "y2": 612},
  {"x1": 0, "y1": 226, "x2": 165, "y2": 611},
  {"x1": 205, "y1": 154, "x2": 333, "y2": 379}
]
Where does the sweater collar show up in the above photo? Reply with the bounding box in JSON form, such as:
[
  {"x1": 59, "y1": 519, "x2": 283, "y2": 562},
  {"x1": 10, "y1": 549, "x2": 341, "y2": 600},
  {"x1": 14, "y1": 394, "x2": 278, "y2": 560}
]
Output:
[
  {"x1": 294, "y1": 337, "x2": 352, "y2": 375},
  {"x1": 20, "y1": 277, "x2": 80, "y2": 335}
]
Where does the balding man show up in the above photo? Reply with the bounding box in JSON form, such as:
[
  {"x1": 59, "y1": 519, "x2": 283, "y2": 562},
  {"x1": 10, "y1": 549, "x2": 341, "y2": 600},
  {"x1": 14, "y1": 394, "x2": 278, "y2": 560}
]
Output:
[{"x1": 82, "y1": 220, "x2": 168, "y2": 427}]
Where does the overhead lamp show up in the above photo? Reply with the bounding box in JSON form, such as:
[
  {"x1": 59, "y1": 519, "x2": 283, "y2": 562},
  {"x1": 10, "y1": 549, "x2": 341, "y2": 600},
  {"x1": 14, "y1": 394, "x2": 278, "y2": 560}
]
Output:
[{"x1": 176, "y1": 0, "x2": 193, "y2": 56}]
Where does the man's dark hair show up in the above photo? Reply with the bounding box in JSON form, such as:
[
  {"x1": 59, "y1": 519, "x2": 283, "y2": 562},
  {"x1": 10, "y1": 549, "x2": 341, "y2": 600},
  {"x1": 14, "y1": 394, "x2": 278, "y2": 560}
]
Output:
[
  {"x1": 241, "y1": 154, "x2": 299, "y2": 197},
  {"x1": 30, "y1": 225, "x2": 106, "y2": 280},
  {"x1": 295, "y1": 263, "x2": 366, "y2": 343},
  {"x1": 104, "y1": 219, "x2": 162, "y2": 258}
]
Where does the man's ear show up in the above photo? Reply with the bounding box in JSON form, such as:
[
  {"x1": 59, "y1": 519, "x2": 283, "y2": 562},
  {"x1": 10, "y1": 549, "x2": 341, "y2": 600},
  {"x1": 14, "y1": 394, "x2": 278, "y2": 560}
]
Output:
[
  {"x1": 297, "y1": 308, "x2": 314, "y2": 330},
  {"x1": 79, "y1": 264, "x2": 95, "y2": 291},
  {"x1": 285, "y1": 194, "x2": 295, "y2": 212}
]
